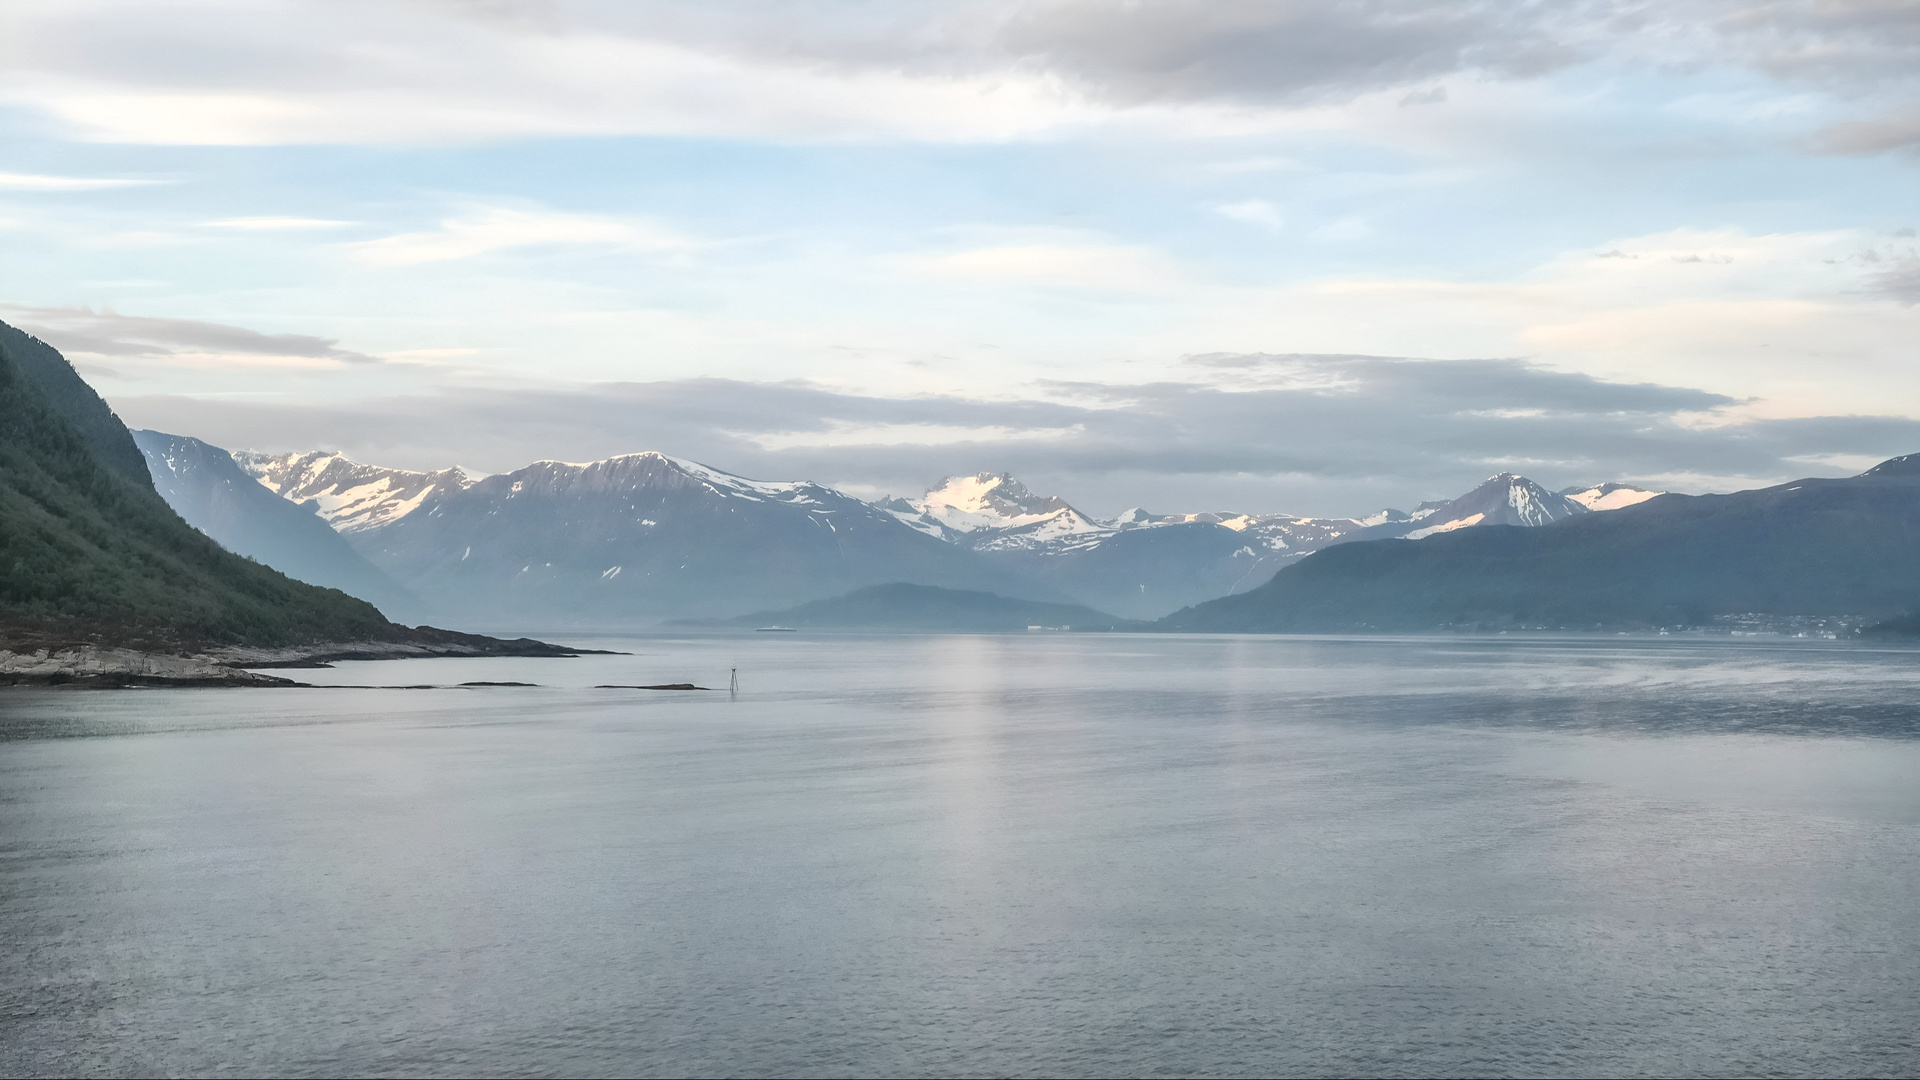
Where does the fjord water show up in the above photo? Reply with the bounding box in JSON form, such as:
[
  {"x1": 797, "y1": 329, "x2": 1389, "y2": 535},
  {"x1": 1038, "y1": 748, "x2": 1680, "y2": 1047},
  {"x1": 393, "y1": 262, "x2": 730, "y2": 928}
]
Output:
[{"x1": 4, "y1": 635, "x2": 1919, "y2": 1078}]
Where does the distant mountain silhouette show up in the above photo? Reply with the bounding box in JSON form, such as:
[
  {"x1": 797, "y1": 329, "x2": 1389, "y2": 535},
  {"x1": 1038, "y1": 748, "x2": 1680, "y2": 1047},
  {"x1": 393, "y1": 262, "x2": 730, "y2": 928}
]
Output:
[
  {"x1": 197, "y1": 442, "x2": 1664, "y2": 625},
  {"x1": 262, "y1": 451, "x2": 1054, "y2": 625},
  {"x1": 723, "y1": 583, "x2": 1141, "y2": 632},
  {"x1": 905, "y1": 470, "x2": 1652, "y2": 620},
  {"x1": 1159, "y1": 456, "x2": 1920, "y2": 632}
]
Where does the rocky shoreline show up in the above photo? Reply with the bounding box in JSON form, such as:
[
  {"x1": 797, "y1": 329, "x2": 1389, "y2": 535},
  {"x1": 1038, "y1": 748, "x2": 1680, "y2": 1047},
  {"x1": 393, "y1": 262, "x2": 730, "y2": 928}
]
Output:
[
  {"x1": 1, "y1": 630, "x2": 614, "y2": 688},
  {"x1": 1, "y1": 645, "x2": 303, "y2": 687}
]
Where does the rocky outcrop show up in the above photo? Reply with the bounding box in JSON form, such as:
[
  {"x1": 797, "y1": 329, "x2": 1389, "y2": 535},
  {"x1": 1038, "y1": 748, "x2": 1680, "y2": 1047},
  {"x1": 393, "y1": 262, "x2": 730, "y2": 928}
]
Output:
[{"x1": 0, "y1": 645, "x2": 301, "y2": 687}]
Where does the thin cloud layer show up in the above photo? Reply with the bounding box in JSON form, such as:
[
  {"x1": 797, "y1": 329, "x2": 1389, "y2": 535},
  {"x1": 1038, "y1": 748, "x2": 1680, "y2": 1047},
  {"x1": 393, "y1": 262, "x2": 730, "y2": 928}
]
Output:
[
  {"x1": 0, "y1": 171, "x2": 159, "y2": 190},
  {"x1": 110, "y1": 354, "x2": 1920, "y2": 517},
  {"x1": 8, "y1": 306, "x2": 381, "y2": 366},
  {"x1": 344, "y1": 207, "x2": 700, "y2": 267},
  {"x1": 2, "y1": 0, "x2": 1916, "y2": 144},
  {"x1": 995, "y1": 0, "x2": 1582, "y2": 105}
]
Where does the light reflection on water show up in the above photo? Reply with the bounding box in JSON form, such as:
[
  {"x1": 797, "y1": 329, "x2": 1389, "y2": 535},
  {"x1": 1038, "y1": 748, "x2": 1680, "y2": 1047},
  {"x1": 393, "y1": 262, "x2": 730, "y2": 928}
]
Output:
[{"x1": 3, "y1": 634, "x2": 1918, "y2": 1077}]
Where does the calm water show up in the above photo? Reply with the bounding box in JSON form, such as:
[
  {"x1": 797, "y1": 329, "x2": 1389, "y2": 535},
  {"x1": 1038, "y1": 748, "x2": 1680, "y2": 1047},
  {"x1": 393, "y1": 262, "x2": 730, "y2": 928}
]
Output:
[{"x1": 4, "y1": 634, "x2": 1920, "y2": 1078}]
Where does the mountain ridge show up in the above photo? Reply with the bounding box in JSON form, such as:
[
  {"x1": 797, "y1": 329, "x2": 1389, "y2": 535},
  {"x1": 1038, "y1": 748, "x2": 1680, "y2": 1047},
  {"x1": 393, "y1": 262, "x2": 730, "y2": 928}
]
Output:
[
  {"x1": 289, "y1": 450, "x2": 1056, "y2": 625},
  {"x1": 214, "y1": 443, "x2": 1669, "y2": 624},
  {"x1": 135, "y1": 431, "x2": 421, "y2": 619},
  {"x1": 1158, "y1": 458, "x2": 1920, "y2": 633}
]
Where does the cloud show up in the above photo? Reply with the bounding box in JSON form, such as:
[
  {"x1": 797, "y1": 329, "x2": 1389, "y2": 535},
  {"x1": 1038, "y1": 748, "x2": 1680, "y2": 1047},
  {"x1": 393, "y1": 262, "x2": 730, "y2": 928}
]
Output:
[
  {"x1": 1311, "y1": 216, "x2": 1372, "y2": 241},
  {"x1": 0, "y1": 3, "x2": 1100, "y2": 145},
  {"x1": 1712, "y1": 0, "x2": 1920, "y2": 87},
  {"x1": 898, "y1": 240, "x2": 1187, "y2": 291},
  {"x1": 4, "y1": 306, "x2": 381, "y2": 367},
  {"x1": 1215, "y1": 199, "x2": 1285, "y2": 229},
  {"x1": 4, "y1": 0, "x2": 1916, "y2": 146},
  {"x1": 203, "y1": 216, "x2": 354, "y2": 230},
  {"x1": 1872, "y1": 257, "x2": 1920, "y2": 304},
  {"x1": 1815, "y1": 111, "x2": 1920, "y2": 155},
  {"x1": 1399, "y1": 86, "x2": 1448, "y2": 106},
  {"x1": 1193, "y1": 226, "x2": 1920, "y2": 418},
  {"x1": 998, "y1": 1, "x2": 1579, "y2": 105},
  {"x1": 0, "y1": 171, "x2": 159, "y2": 191},
  {"x1": 344, "y1": 206, "x2": 700, "y2": 267},
  {"x1": 107, "y1": 354, "x2": 1920, "y2": 517}
]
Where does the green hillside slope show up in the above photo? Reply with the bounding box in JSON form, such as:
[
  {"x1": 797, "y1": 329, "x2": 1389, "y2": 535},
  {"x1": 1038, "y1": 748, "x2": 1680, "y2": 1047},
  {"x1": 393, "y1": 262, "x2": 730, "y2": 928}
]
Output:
[{"x1": 0, "y1": 322, "x2": 397, "y2": 648}]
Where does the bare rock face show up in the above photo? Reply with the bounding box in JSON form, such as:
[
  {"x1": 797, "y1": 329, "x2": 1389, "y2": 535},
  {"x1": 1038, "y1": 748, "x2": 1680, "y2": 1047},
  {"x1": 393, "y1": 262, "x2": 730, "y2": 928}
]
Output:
[{"x1": 0, "y1": 646, "x2": 299, "y2": 687}]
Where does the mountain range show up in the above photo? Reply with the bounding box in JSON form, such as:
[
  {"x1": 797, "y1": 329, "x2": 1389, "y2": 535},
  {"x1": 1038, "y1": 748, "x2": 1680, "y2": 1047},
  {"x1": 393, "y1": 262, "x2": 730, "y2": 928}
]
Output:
[
  {"x1": 875, "y1": 470, "x2": 1652, "y2": 618},
  {"x1": 9, "y1": 305, "x2": 1913, "y2": 644},
  {"x1": 233, "y1": 449, "x2": 1040, "y2": 626},
  {"x1": 1162, "y1": 458, "x2": 1920, "y2": 632},
  {"x1": 188, "y1": 447, "x2": 1659, "y2": 624}
]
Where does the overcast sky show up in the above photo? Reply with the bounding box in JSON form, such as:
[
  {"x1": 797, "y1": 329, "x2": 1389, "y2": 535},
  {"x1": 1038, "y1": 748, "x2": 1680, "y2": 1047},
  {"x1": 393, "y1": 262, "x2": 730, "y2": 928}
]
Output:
[{"x1": 2, "y1": 0, "x2": 1917, "y2": 515}]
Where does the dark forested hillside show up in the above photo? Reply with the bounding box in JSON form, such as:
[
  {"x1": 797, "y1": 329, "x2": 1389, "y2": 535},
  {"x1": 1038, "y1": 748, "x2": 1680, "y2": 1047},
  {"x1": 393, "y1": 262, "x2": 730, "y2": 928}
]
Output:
[
  {"x1": 0, "y1": 322, "x2": 398, "y2": 648},
  {"x1": 1160, "y1": 457, "x2": 1920, "y2": 633}
]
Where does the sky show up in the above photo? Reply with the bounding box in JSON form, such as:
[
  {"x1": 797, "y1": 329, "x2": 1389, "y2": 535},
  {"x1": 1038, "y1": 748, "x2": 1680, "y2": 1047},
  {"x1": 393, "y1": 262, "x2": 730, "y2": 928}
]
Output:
[{"x1": 1, "y1": 0, "x2": 1917, "y2": 517}]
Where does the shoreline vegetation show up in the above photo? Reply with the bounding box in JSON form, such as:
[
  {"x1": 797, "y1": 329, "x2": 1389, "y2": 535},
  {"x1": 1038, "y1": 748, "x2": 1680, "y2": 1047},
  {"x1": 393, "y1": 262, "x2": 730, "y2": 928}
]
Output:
[{"x1": 0, "y1": 317, "x2": 600, "y2": 688}]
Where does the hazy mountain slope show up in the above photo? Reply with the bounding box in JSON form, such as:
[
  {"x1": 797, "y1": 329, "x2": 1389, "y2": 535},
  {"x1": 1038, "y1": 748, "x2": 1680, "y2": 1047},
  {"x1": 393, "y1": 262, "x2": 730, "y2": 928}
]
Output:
[
  {"x1": 134, "y1": 431, "x2": 420, "y2": 619},
  {"x1": 346, "y1": 452, "x2": 1048, "y2": 624},
  {"x1": 1006, "y1": 509, "x2": 1405, "y2": 618},
  {"x1": 975, "y1": 521, "x2": 1282, "y2": 619},
  {"x1": 727, "y1": 583, "x2": 1141, "y2": 632},
  {"x1": 1160, "y1": 457, "x2": 1920, "y2": 632},
  {"x1": 0, "y1": 323, "x2": 397, "y2": 648},
  {"x1": 875, "y1": 473, "x2": 1381, "y2": 617},
  {"x1": 878, "y1": 470, "x2": 1632, "y2": 620},
  {"x1": 1560, "y1": 482, "x2": 1662, "y2": 511}
]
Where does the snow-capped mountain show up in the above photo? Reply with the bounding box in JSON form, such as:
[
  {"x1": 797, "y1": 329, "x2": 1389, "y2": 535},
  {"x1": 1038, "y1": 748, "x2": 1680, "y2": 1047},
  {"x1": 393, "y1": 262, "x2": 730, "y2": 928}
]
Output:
[
  {"x1": 233, "y1": 450, "x2": 475, "y2": 533},
  {"x1": 869, "y1": 470, "x2": 1661, "y2": 618},
  {"x1": 1163, "y1": 457, "x2": 1918, "y2": 633},
  {"x1": 1110, "y1": 508, "x2": 1378, "y2": 551},
  {"x1": 211, "y1": 444, "x2": 1673, "y2": 626},
  {"x1": 1560, "y1": 482, "x2": 1662, "y2": 511},
  {"x1": 869, "y1": 474, "x2": 1387, "y2": 618},
  {"x1": 879, "y1": 472, "x2": 1112, "y2": 552},
  {"x1": 247, "y1": 450, "x2": 1040, "y2": 624},
  {"x1": 1395, "y1": 473, "x2": 1588, "y2": 540}
]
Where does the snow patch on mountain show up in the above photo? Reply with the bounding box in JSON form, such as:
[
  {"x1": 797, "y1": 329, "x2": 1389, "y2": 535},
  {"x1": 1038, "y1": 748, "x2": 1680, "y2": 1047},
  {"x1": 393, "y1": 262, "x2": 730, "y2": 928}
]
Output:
[
  {"x1": 1398, "y1": 473, "x2": 1587, "y2": 537},
  {"x1": 234, "y1": 450, "x2": 475, "y2": 534},
  {"x1": 1407, "y1": 512, "x2": 1486, "y2": 540},
  {"x1": 1561, "y1": 482, "x2": 1662, "y2": 511},
  {"x1": 881, "y1": 473, "x2": 1111, "y2": 552}
]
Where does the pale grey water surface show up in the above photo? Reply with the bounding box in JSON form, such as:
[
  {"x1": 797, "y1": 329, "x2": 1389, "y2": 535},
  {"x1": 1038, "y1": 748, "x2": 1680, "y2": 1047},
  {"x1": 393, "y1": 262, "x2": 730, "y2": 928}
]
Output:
[{"x1": 4, "y1": 633, "x2": 1920, "y2": 1078}]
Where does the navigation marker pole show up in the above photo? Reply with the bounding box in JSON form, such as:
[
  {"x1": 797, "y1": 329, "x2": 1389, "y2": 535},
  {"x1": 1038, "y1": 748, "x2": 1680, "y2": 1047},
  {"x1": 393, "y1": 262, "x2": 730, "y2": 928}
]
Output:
[{"x1": 730, "y1": 667, "x2": 739, "y2": 699}]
